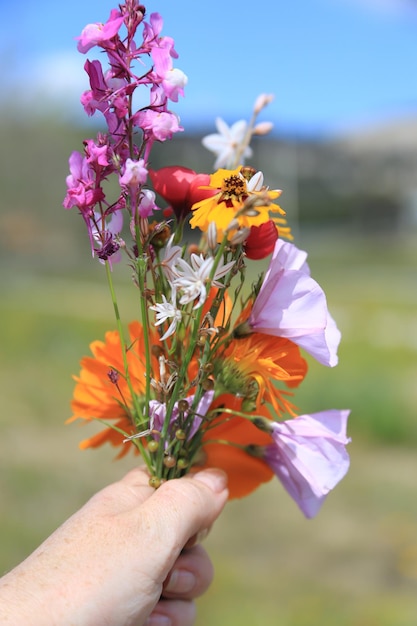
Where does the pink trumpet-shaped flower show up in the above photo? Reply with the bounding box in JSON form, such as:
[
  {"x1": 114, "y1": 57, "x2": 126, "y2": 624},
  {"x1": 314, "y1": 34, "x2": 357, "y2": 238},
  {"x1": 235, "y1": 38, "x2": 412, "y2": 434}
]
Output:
[
  {"x1": 119, "y1": 158, "x2": 148, "y2": 188},
  {"x1": 76, "y1": 9, "x2": 125, "y2": 53},
  {"x1": 248, "y1": 239, "x2": 341, "y2": 367},
  {"x1": 263, "y1": 410, "x2": 351, "y2": 518}
]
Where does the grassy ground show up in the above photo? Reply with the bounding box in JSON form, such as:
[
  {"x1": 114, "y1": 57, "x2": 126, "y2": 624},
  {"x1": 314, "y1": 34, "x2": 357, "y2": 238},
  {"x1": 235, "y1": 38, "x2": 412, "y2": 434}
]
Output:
[{"x1": 1, "y1": 230, "x2": 417, "y2": 624}]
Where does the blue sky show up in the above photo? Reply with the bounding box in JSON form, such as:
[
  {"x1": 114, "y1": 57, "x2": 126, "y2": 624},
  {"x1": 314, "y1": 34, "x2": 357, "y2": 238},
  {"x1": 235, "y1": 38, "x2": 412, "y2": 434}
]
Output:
[{"x1": 2, "y1": 0, "x2": 417, "y2": 136}]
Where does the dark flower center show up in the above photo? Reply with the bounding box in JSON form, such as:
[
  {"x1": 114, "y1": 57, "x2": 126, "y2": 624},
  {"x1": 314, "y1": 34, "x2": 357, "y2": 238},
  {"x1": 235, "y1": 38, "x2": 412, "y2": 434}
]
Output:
[{"x1": 219, "y1": 174, "x2": 248, "y2": 207}]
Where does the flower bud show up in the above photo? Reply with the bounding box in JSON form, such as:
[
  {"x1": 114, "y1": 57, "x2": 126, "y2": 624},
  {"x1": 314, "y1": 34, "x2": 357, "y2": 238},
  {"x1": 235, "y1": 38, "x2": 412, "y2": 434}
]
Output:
[
  {"x1": 253, "y1": 93, "x2": 274, "y2": 114},
  {"x1": 240, "y1": 166, "x2": 257, "y2": 182},
  {"x1": 107, "y1": 368, "x2": 119, "y2": 384},
  {"x1": 233, "y1": 321, "x2": 253, "y2": 338},
  {"x1": 202, "y1": 378, "x2": 215, "y2": 391},
  {"x1": 253, "y1": 121, "x2": 274, "y2": 136},
  {"x1": 149, "y1": 476, "x2": 162, "y2": 488},
  {"x1": 245, "y1": 443, "x2": 264, "y2": 457},
  {"x1": 230, "y1": 227, "x2": 250, "y2": 246},
  {"x1": 178, "y1": 399, "x2": 189, "y2": 412},
  {"x1": 149, "y1": 222, "x2": 171, "y2": 248},
  {"x1": 148, "y1": 439, "x2": 159, "y2": 453},
  {"x1": 187, "y1": 243, "x2": 200, "y2": 255},
  {"x1": 253, "y1": 416, "x2": 273, "y2": 433},
  {"x1": 177, "y1": 458, "x2": 189, "y2": 470},
  {"x1": 163, "y1": 454, "x2": 176, "y2": 468},
  {"x1": 207, "y1": 221, "x2": 217, "y2": 250},
  {"x1": 225, "y1": 218, "x2": 239, "y2": 233}
]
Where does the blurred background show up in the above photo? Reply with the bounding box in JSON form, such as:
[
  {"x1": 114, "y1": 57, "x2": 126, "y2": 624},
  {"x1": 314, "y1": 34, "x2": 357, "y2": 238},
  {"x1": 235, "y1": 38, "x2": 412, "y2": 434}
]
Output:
[{"x1": 1, "y1": 0, "x2": 417, "y2": 623}]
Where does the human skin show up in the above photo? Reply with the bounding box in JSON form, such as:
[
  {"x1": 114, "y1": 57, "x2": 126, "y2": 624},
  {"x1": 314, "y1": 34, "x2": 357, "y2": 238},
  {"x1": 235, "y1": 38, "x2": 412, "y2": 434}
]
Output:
[{"x1": 0, "y1": 467, "x2": 228, "y2": 626}]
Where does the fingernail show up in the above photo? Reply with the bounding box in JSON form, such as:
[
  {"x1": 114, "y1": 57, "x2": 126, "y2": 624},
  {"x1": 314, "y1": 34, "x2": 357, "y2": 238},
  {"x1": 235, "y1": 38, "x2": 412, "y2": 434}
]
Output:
[
  {"x1": 165, "y1": 568, "x2": 196, "y2": 594},
  {"x1": 145, "y1": 613, "x2": 171, "y2": 626},
  {"x1": 193, "y1": 468, "x2": 228, "y2": 493}
]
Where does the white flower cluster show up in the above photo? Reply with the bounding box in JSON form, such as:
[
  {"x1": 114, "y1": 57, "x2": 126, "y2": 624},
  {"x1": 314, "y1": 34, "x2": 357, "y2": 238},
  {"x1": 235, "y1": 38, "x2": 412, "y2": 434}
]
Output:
[{"x1": 149, "y1": 235, "x2": 235, "y2": 340}]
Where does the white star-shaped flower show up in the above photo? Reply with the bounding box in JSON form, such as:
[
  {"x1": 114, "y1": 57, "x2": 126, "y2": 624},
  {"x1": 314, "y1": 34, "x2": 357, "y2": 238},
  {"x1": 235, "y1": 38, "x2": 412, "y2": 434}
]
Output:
[
  {"x1": 149, "y1": 292, "x2": 182, "y2": 341},
  {"x1": 173, "y1": 253, "x2": 235, "y2": 309},
  {"x1": 159, "y1": 235, "x2": 182, "y2": 282},
  {"x1": 202, "y1": 117, "x2": 253, "y2": 169}
]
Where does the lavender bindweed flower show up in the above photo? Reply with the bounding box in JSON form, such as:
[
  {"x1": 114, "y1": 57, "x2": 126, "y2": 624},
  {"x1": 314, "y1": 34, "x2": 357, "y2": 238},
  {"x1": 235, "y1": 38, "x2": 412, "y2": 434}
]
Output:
[
  {"x1": 248, "y1": 239, "x2": 341, "y2": 367},
  {"x1": 263, "y1": 410, "x2": 351, "y2": 518}
]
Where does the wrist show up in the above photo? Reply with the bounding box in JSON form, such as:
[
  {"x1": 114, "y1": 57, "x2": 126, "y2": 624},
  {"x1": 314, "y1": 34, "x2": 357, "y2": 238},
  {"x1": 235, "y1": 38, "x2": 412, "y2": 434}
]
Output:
[{"x1": 0, "y1": 567, "x2": 55, "y2": 626}]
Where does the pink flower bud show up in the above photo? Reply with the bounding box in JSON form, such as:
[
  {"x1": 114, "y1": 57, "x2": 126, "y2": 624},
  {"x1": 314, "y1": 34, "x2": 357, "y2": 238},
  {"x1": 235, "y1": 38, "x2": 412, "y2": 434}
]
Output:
[
  {"x1": 253, "y1": 121, "x2": 274, "y2": 136},
  {"x1": 253, "y1": 93, "x2": 274, "y2": 114}
]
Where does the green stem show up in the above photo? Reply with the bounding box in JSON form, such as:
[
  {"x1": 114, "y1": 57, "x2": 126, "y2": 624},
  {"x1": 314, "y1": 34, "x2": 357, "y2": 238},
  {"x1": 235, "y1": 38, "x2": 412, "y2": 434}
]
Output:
[
  {"x1": 135, "y1": 253, "x2": 152, "y2": 411},
  {"x1": 104, "y1": 260, "x2": 151, "y2": 467},
  {"x1": 231, "y1": 110, "x2": 258, "y2": 168}
]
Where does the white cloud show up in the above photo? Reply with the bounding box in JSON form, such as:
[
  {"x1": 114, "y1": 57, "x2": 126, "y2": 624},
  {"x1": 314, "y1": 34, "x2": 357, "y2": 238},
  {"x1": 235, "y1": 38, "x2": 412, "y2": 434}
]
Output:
[
  {"x1": 1, "y1": 50, "x2": 90, "y2": 120},
  {"x1": 30, "y1": 50, "x2": 89, "y2": 114},
  {"x1": 34, "y1": 51, "x2": 87, "y2": 91}
]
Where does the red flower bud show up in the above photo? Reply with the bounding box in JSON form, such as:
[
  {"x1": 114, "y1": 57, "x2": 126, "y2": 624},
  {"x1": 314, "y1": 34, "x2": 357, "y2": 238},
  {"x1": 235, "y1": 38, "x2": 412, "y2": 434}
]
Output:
[
  {"x1": 244, "y1": 220, "x2": 278, "y2": 260},
  {"x1": 149, "y1": 166, "x2": 213, "y2": 221}
]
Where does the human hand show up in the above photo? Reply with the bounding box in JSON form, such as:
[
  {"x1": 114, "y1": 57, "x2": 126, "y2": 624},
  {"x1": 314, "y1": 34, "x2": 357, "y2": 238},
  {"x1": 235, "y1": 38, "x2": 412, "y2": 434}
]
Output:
[{"x1": 0, "y1": 467, "x2": 228, "y2": 626}]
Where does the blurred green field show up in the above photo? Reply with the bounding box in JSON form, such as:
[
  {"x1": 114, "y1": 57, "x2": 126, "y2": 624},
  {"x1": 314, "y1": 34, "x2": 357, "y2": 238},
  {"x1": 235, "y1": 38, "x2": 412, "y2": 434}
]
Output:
[
  {"x1": 1, "y1": 116, "x2": 417, "y2": 624},
  {"x1": 1, "y1": 229, "x2": 417, "y2": 624}
]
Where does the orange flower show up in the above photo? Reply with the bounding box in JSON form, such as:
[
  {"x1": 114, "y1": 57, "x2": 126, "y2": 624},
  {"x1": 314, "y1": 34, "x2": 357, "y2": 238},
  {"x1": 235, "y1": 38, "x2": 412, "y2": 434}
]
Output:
[
  {"x1": 198, "y1": 394, "x2": 274, "y2": 498},
  {"x1": 68, "y1": 318, "x2": 290, "y2": 499},
  {"x1": 68, "y1": 321, "x2": 155, "y2": 454},
  {"x1": 78, "y1": 417, "x2": 135, "y2": 459},
  {"x1": 215, "y1": 333, "x2": 308, "y2": 417}
]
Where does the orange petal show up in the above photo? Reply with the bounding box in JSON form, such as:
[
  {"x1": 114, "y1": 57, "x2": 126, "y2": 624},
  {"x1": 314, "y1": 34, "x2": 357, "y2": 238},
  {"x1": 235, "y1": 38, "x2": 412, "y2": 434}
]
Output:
[{"x1": 200, "y1": 394, "x2": 274, "y2": 498}]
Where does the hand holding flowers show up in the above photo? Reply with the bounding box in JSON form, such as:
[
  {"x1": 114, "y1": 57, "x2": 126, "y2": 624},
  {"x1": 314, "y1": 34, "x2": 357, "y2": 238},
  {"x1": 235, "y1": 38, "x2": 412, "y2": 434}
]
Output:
[{"x1": 64, "y1": 0, "x2": 350, "y2": 518}]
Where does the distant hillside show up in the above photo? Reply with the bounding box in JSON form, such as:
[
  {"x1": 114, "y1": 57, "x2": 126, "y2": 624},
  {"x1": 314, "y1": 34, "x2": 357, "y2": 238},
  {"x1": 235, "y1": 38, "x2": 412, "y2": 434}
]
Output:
[{"x1": 332, "y1": 115, "x2": 417, "y2": 154}]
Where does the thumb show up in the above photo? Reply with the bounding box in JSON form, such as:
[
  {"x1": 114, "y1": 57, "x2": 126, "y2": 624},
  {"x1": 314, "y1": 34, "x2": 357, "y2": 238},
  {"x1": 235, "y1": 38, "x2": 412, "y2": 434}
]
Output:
[
  {"x1": 146, "y1": 469, "x2": 228, "y2": 545},
  {"x1": 135, "y1": 469, "x2": 228, "y2": 580}
]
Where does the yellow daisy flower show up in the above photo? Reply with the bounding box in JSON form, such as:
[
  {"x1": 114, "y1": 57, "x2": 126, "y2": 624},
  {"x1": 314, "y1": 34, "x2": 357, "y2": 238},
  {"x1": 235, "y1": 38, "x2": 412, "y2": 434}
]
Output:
[{"x1": 189, "y1": 167, "x2": 287, "y2": 241}]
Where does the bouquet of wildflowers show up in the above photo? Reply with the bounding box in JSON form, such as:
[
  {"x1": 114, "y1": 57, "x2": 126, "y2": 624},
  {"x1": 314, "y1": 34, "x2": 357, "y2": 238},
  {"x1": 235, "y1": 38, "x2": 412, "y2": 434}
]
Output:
[{"x1": 64, "y1": 0, "x2": 350, "y2": 518}]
